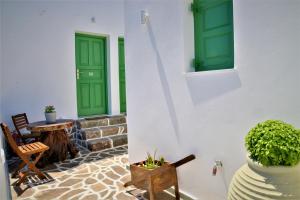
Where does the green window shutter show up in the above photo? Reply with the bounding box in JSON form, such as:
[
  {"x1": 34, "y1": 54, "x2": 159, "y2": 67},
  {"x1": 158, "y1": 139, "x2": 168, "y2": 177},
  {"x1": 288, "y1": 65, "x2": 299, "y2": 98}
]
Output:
[{"x1": 193, "y1": 0, "x2": 234, "y2": 71}]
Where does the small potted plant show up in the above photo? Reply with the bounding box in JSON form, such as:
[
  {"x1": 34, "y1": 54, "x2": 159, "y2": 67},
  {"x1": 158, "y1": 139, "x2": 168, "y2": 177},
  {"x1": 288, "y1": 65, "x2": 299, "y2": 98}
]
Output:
[
  {"x1": 140, "y1": 151, "x2": 165, "y2": 169},
  {"x1": 228, "y1": 120, "x2": 300, "y2": 199},
  {"x1": 44, "y1": 105, "x2": 56, "y2": 123}
]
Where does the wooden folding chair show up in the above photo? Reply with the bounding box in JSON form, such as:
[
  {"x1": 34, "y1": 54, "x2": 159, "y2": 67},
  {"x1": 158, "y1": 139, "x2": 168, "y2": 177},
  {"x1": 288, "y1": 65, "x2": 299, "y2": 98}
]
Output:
[
  {"x1": 12, "y1": 113, "x2": 41, "y2": 143},
  {"x1": 1, "y1": 123, "x2": 49, "y2": 186}
]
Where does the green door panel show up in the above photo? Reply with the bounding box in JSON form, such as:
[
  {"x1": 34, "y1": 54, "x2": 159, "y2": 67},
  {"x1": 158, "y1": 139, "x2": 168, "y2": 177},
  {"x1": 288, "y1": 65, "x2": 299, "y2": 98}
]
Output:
[
  {"x1": 76, "y1": 33, "x2": 108, "y2": 116},
  {"x1": 193, "y1": 0, "x2": 234, "y2": 71},
  {"x1": 79, "y1": 82, "x2": 90, "y2": 109},
  {"x1": 118, "y1": 38, "x2": 127, "y2": 113}
]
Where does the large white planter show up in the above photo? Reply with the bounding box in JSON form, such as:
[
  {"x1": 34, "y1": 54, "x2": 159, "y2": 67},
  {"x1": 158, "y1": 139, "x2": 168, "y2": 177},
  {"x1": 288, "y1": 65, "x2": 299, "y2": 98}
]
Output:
[
  {"x1": 45, "y1": 112, "x2": 56, "y2": 123},
  {"x1": 228, "y1": 157, "x2": 300, "y2": 200}
]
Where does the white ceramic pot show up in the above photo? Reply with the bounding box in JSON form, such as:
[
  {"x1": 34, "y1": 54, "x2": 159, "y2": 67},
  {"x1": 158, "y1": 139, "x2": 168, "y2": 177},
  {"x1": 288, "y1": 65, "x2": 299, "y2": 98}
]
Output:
[
  {"x1": 45, "y1": 112, "x2": 56, "y2": 123},
  {"x1": 228, "y1": 156, "x2": 300, "y2": 200}
]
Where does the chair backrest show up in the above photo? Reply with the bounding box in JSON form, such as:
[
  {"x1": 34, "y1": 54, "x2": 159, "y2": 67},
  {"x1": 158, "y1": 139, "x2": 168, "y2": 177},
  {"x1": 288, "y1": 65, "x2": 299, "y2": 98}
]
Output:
[
  {"x1": 1, "y1": 123, "x2": 23, "y2": 157},
  {"x1": 12, "y1": 113, "x2": 29, "y2": 135}
]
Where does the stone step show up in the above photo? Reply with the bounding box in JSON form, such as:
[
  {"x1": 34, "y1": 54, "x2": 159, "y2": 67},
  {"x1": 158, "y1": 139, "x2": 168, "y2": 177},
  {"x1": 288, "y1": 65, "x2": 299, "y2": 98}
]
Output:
[
  {"x1": 80, "y1": 124, "x2": 127, "y2": 140},
  {"x1": 76, "y1": 115, "x2": 126, "y2": 129},
  {"x1": 87, "y1": 134, "x2": 128, "y2": 152}
]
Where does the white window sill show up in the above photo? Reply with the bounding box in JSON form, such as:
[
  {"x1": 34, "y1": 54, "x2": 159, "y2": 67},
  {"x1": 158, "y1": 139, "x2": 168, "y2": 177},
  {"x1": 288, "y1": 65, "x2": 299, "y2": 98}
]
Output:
[{"x1": 183, "y1": 68, "x2": 238, "y2": 78}]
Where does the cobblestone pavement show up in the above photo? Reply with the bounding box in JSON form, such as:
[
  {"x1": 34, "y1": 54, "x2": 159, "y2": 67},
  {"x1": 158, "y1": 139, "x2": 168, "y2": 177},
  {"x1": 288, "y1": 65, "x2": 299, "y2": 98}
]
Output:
[{"x1": 8, "y1": 145, "x2": 177, "y2": 200}]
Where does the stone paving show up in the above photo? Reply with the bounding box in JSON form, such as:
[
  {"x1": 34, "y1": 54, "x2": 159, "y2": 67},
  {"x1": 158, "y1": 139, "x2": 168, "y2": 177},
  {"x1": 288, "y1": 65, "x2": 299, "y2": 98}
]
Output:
[{"x1": 8, "y1": 145, "x2": 177, "y2": 200}]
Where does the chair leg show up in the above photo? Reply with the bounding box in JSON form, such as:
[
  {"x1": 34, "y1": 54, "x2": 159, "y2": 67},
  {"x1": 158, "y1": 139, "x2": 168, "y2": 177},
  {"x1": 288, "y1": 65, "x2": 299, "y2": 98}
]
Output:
[
  {"x1": 16, "y1": 171, "x2": 29, "y2": 186},
  {"x1": 19, "y1": 152, "x2": 46, "y2": 181},
  {"x1": 32, "y1": 152, "x2": 44, "y2": 165},
  {"x1": 12, "y1": 161, "x2": 26, "y2": 178},
  {"x1": 29, "y1": 152, "x2": 46, "y2": 179}
]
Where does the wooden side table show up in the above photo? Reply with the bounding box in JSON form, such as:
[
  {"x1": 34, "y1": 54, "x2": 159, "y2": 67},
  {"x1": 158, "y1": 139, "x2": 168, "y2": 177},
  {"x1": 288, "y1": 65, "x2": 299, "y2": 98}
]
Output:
[{"x1": 27, "y1": 119, "x2": 78, "y2": 166}]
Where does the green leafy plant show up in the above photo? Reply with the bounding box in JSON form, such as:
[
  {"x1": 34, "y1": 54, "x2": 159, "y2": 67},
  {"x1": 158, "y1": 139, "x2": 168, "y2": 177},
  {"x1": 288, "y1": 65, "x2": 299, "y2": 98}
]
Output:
[
  {"x1": 142, "y1": 150, "x2": 165, "y2": 169},
  {"x1": 245, "y1": 120, "x2": 300, "y2": 166},
  {"x1": 44, "y1": 105, "x2": 56, "y2": 113}
]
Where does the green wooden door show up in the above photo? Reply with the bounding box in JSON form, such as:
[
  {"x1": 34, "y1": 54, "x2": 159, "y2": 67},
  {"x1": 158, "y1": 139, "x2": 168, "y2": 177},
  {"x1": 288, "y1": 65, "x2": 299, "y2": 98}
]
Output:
[
  {"x1": 193, "y1": 0, "x2": 234, "y2": 71},
  {"x1": 75, "y1": 33, "x2": 107, "y2": 116},
  {"x1": 118, "y1": 38, "x2": 126, "y2": 113}
]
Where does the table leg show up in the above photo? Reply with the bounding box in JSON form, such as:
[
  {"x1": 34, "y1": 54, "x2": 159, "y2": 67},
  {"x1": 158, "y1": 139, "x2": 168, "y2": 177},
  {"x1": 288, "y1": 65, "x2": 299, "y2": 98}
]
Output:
[
  {"x1": 37, "y1": 128, "x2": 79, "y2": 167},
  {"x1": 67, "y1": 140, "x2": 79, "y2": 158},
  {"x1": 38, "y1": 130, "x2": 68, "y2": 166}
]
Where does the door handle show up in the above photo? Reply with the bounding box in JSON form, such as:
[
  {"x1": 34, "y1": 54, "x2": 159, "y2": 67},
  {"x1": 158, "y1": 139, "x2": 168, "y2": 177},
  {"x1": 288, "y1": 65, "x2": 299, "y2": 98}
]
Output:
[
  {"x1": 76, "y1": 69, "x2": 84, "y2": 80},
  {"x1": 77, "y1": 69, "x2": 80, "y2": 79},
  {"x1": 77, "y1": 69, "x2": 93, "y2": 79}
]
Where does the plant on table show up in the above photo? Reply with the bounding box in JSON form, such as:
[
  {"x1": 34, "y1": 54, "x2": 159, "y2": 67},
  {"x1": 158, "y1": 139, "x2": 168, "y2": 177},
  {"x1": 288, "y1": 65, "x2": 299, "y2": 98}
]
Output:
[
  {"x1": 44, "y1": 105, "x2": 56, "y2": 123},
  {"x1": 45, "y1": 105, "x2": 56, "y2": 113}
]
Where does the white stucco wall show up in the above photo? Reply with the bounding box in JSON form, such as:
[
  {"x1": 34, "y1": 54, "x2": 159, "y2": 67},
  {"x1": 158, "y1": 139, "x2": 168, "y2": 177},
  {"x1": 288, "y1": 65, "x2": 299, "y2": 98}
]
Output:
[
  {"x1": 125, "y1": 0, "x2": 300, "y2": 199},
  {"x1": 0, "y1": 1, "x2": 11, "y2": 199},
  {"x1": 1, "y1": 0, "x2": 124, "y2": 126}
]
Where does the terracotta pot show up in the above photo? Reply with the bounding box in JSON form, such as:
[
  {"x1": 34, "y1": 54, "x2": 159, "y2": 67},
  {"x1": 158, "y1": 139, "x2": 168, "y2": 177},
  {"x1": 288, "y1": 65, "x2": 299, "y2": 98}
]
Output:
[
  {"x1": 228, "y1": 156, "x2": 300, "y2": 200},
  {"x1": 45, "y1": 112, "x2": 56, "y2": 123}
]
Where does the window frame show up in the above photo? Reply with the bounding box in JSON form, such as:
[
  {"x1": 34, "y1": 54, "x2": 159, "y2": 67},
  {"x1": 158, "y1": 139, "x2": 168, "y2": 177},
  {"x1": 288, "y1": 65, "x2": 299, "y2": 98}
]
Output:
[{"x1": 192, "y1": 0, "x2": 234, "y2": 72}]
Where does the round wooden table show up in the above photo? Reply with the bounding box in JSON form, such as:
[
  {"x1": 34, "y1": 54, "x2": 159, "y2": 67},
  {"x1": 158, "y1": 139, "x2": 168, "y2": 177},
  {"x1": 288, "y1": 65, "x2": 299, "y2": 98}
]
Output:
[{"x1": 27, "y1": 119, "x2": 78, "y2": 166}]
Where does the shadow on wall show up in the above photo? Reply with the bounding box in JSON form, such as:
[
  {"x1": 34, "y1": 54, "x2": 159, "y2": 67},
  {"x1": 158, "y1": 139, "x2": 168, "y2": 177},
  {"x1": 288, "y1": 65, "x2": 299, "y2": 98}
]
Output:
[
  {"x1": 185, "y1": 70, "x2": 242, "y2": 105},
  {"x1": 146, "y1": 21, "x2": 180, "y2": 143}
]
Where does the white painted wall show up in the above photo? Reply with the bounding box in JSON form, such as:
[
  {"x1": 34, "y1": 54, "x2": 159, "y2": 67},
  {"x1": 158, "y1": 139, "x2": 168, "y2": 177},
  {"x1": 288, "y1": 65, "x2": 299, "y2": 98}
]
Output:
[
  {"x1": 1, "y1": 0, "x2": 125, "y2": 127},
  {"x1": 0, "y1": 1, "x2": 11, "y2": 199},
  {"x1": 125, "y1": 0, "x2": 300, "y2": 199}
]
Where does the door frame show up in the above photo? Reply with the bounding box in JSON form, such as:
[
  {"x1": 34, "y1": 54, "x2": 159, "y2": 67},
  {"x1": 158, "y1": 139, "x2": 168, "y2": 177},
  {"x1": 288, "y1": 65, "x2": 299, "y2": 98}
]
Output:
[{"x1": 75, "y1": 31, "x2": 109, "y2": 117}]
